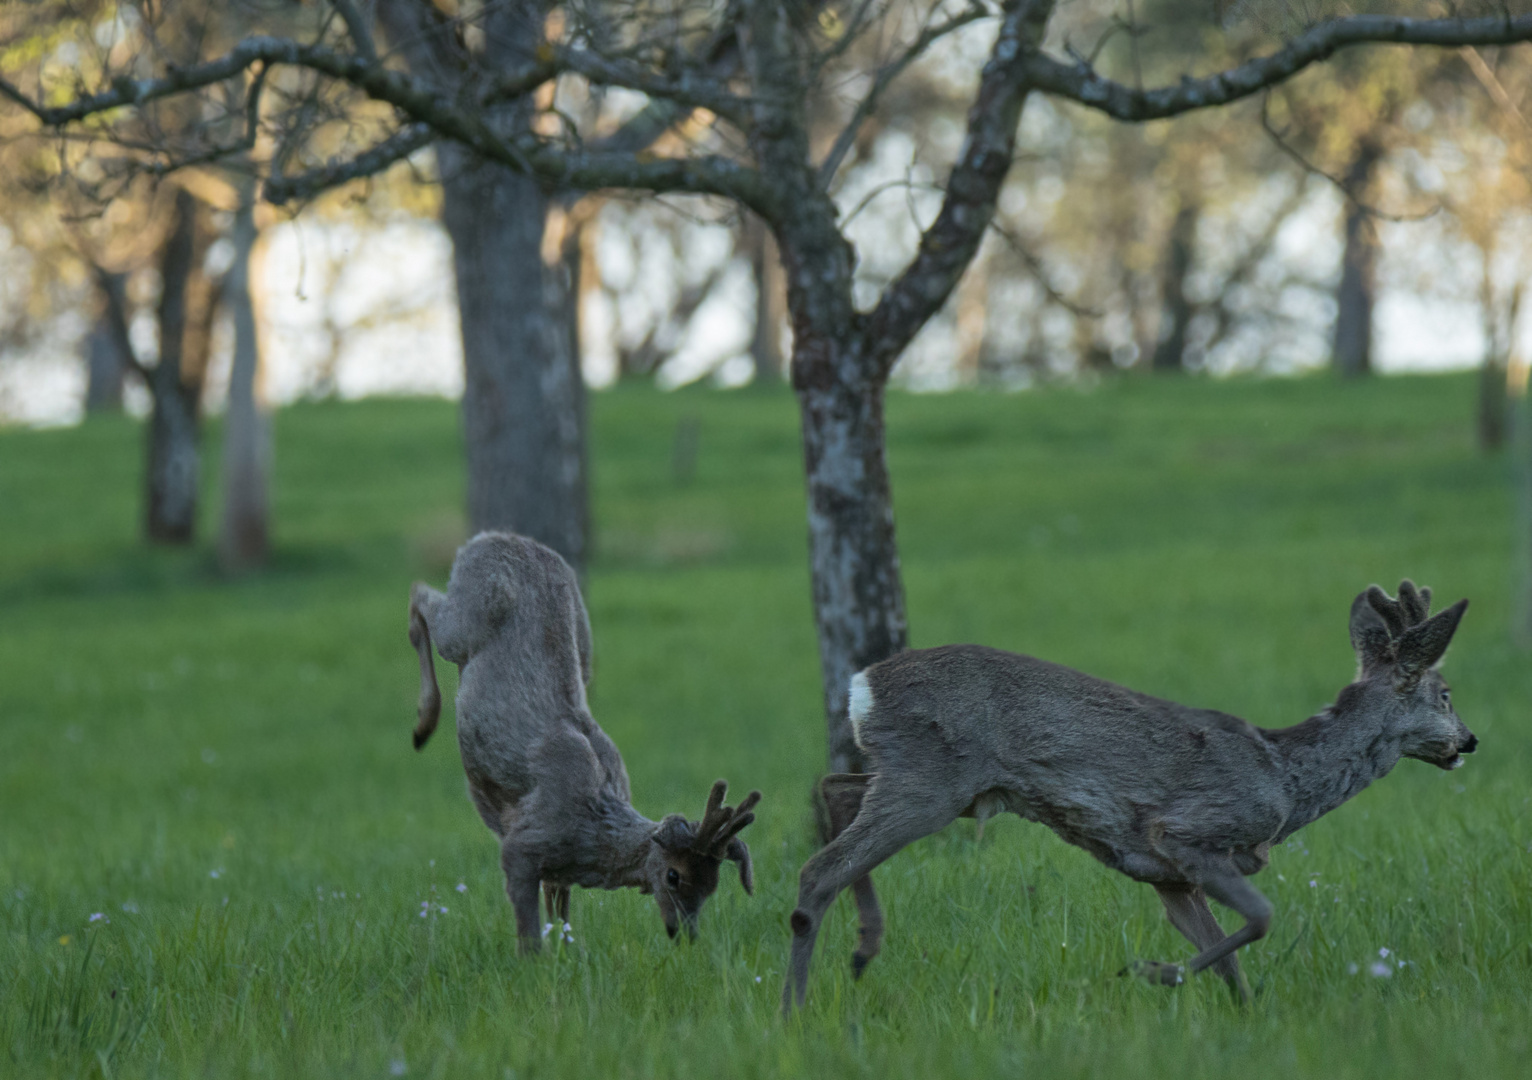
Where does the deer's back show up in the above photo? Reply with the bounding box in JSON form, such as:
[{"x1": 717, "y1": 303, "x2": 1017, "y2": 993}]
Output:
[
  {"x1": 855, "y1": 645, "x2": 1291, "y2": 881},
  {"x1": 447, "y1": 537, "x2": 626, "y2": 814}
]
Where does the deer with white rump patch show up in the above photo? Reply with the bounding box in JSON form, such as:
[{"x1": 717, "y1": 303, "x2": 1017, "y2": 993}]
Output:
[
  {"x1": 783, "y1": 581, "x2": 1474, "y2": 1011},
  {"x1": 409, "y1": 531, "x2": 759, "y2": 948}
]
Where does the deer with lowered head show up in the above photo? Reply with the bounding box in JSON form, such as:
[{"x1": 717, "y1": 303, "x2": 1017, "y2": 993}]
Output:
[
  {"x1": 783, "y1": 581, "x2": 1474, "y2": 1011},
  {"x1": 409, "y1": 531, "x2": 760, "y2": 948}
]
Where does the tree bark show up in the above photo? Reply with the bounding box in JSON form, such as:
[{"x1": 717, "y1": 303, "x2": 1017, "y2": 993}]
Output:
[
  {"x1": 439, "y1": 145, "x2": 587, "y2": 572},
  {"x1": 1152, "y1": 199, "x2": 1199, "y2": 373},
  {"x1": 1332, "y1": 141, "x2": 1383, "y2": 379},
  {"x1": 83, "y1": 308, "x2": 126, "y2": 413},
  {"x1": 792, "y1": 333, "x2": 908, "y2": 775},
  {"x1": 146, "y1": 189, "x2": 216, "y2": 544},
  {"x1": 218, "y1": 198, "x2": 271, "y2": 571},
  {"x1": 745, "y1": 214, "x2": 786, "y2": 384}
]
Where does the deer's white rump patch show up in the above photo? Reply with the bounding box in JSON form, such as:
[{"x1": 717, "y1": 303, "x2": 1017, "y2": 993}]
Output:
[{"x1": 848, "y1": 671, "x2": 873, "y2": 749}]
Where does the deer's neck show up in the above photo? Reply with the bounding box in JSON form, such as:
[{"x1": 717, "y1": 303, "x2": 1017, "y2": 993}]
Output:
[
  {"x1": 589, "y1": 796, "x2": 659, "y2": 890},
  {"x1": 1267, "y1": 698, "x2": 1401, "y2": 838}
]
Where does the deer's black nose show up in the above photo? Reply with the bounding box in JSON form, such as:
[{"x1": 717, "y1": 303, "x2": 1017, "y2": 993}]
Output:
[{"x1": 1461, "y1": 733, "x2": 1478, "y2": 754}]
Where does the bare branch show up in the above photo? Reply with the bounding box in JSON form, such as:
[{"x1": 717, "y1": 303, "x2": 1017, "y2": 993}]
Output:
[
  {"x1": 265, "y1": 122, "x2": 432, "y2": 204},
  {"x1": 332, "y1": 0, "x2": 379, "y2": 65},
  {"x1": 862, "y1": 0, "x2": 1052, "y2": 374},
  {"x1": 1258, "y1": 94, "x2": 1437, "y2": 223},
  {"x1": 985, "y1": 216, "x2": 1097, "y2": 318},
  {"x1": 0, "y1": 33, "x2": 780, "y2": 218},
  {"x1": 539, "y1": 43, "x2": 749, "y2": 126},
  {"x1": 1460, "y1": 45, "x2": 1532, "y2": 131},
  {"x1": 1025, "y1": 14, "x2": 1532, "y2": 121},
  {"x1": 817, "y1": 1, "x2": 992, "y2": 189}
]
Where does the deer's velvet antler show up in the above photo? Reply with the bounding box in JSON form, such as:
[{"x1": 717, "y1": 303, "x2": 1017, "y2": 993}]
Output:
[
  {"x1": 1366, "y1": 579, "x2": 1434, "y2": 638},
  {"x1": 694, "y1": 779, "x2": 760, "y2": 856}
]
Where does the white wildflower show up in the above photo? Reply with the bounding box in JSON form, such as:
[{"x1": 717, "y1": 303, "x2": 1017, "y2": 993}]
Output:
[
  {"x1": 1378, "y1": 947, "x2": 1390, "y2": 958},
  {"x1": 542, "y1": 922, "x2": 554, "y2": 939},
  {"x1": 456, "y1": 883, "x2": 467, "y2": 893},
  {"x1": 88, "y1": 912, "x2": 107, "y2": 923},
  {"x1": 389, "y1": 1060, "x2": 407, "y2": 1076},
  {"x1": 1369, "y1": 961, "x2": 1392, "y2": 978}
]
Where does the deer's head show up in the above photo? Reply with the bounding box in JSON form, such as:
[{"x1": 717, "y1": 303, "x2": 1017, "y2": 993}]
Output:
[
  {"x1": 1349, "y1": 580, "x2": 1475, "y2": 770},
  {"x1": 644, "y1": 780, "x2": 759, "y2": 939}
]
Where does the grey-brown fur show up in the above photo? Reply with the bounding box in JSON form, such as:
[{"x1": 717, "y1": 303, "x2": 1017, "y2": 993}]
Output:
[
  {"x1": 783, "y1": 581, "x2": 1474, "y2": 1011},
  {"x1": 409, "y1": 532, "x2": 759, "y2": 948}
]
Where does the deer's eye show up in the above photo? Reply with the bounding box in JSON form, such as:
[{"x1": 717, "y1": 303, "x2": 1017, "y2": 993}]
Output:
[{"x1": 666, "y1": 869, "x2": 680, "y2": 888}]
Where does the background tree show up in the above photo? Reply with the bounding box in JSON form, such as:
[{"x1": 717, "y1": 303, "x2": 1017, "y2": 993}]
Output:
[{"x1": 8, "y1": 0, "x2": 1532, "y2": 769}]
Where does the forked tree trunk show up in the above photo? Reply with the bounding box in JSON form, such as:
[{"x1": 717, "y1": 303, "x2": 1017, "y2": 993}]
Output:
[
  {"x1": 1333, "y1": 142, "x2": 1383, "y2": 379},
  {"x1": 146, "y1": 189, "x2": 216, "y2": 544},
  {"x1": 218, "y1": 199, "x2": 271, "y2": 572},
  {"x1": 1152, "y1": 199, "x2": 1199, "y2": 373},
  {"x1": 439, "y1": 146, "x2": 587, "y2": 573}
]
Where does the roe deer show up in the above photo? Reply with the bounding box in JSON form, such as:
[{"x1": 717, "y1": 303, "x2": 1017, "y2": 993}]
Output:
[
  {"x1": 783, "y1": 581, "x2": 1473, "y2": 1010},
  {"x1": 409, "y1": 532, "x2": 759, "y2": 948}
]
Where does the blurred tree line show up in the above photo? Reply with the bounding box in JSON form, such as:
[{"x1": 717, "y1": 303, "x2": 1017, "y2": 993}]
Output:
[{"x1": 3, "y1": 1, "x2": 1531, "y2": 758}]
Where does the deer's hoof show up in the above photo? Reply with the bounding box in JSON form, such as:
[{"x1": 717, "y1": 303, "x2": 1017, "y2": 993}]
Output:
[
  {"x1": 851, "y1": 952, "x2": 871, "y2": 979},
  {"x1": 1121, "y1": 960, "x2": 1184, "y2": 987}
]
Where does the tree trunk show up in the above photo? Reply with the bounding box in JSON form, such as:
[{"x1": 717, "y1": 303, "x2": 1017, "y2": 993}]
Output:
[
  {"x1": 1333, "y1": 142, "x2": 1383, "y2": 379},
  {"x1": 1480, "y1": 348, "x2": 1510, "y2": 452},
  {"x1": 1152, "y1": 199, "x2": 1199, "y2": 373},
  {"x1": 83, "y1": 310, "x2": 126, "y2": 413},
  {"x1": 745, "y1": 214, "x2": 786, "y2": 384},
  {"x1": 1477, "y1": 262, "x2": 1517, "y2": 452},
  {"x1": 146, "y1": 189, "x2": 215, "y2": 544},
  {"x1": 218, "y1": 199, "x2": 271, "y2": 572},
  {"x1": 1514, "y1": 365, "x2": 1532, "y2": 646},
  {"x1": 793, "y1": 333, "x2": 908, "y2": 775},
  {"x1": 438, "y1": 146, "x2": 587, "y2": 573}
]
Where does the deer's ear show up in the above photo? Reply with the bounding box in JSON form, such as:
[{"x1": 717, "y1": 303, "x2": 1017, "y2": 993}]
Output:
[
  {"x1": 1395, "y1": 599, "x2": 1468, "y2": 685},
  {"x1": 1350, "y1": 591, "x2": 1395, "y2": 672},
  {"x1": 725, "y1": 837, "x2": 754, "y2": 896},
  {"x1": 652, "y1": 815, "x2": 694, "y2": 852}
]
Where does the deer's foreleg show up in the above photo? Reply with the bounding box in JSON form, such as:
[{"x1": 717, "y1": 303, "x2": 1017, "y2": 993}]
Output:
[
  {"x1": 543, "y1": 883, "x2": 571, "y2": 926},
  {"x1": 783, "y1": 780, "x2": 961, "y2": 1014},
  {"x1": 1183, "y1": 872, "x2": 1271, "y2": 992},
  {"x1": 1154, "y1": 884, "x2": 1252, "y2": 1003},
  {"x1": 500, "y1": 839, "x2": 543, "y2": 955}
]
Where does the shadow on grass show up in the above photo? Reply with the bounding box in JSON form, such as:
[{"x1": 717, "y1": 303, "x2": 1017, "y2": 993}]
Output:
[{"x1": 0, "y1": 541, "x2": 365, "y2": 607}]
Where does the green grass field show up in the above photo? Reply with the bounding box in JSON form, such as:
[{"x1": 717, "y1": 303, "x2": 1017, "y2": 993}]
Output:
[{"x1": 2, "y1": 374, "x2": 1529, "y2": 1078}]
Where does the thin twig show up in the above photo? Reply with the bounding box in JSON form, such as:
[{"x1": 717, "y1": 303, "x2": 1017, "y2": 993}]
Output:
[{"x1": 1259, "y1": 93, "x2": 1437, "y2": 224}]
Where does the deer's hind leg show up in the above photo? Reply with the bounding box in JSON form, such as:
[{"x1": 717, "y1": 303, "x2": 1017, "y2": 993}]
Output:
[
  {"x1": 783, "y1": 777, "x2": 965, "y2": 1014},
  {"x1": 821, "y1": 774, "x2": 884, "y2": 979},
  {"x1": 1153, "y1": 884, "x2": 1253, "y2": 1003}
]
